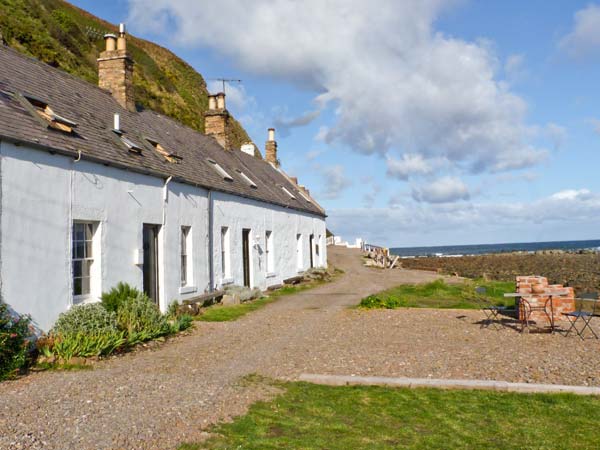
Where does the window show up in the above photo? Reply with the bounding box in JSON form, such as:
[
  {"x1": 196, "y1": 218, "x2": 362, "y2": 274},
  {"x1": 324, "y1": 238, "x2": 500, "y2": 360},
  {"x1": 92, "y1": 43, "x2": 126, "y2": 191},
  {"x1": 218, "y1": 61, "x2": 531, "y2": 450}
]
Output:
[
  {"x1": 72, "y1": 222, "x2": 95, "y2": 297},
  {"x1": 265, "y1": 231, "x2": 274, "y2": 273},
  {"x1": 282, "y1": 186, "x2": 296, "y2": 200},
  {"x1": 207, "y1": 159, "x2": 233, "y2": 181},
  {"x1": 316, "y1": 235, "x2": 321, "y2": 263},
  {"x1": 147, "y1": 138, "x2": 182, "y2": 163},
  {"x1": 24, "y1": 94, "x2": 78, "y2": 134},
  {"x1": 181, "y1": 226, "x2": 191, "y2": 286},
  {"x1": 236, "y1": 169, "x2": 257, "y2": 189},
  {"x1": 221, "y1": 226, "x2": 231, "y2": 278},
  {"x1": 296, "y1": 233, "x2": 303, "y2": 270}
]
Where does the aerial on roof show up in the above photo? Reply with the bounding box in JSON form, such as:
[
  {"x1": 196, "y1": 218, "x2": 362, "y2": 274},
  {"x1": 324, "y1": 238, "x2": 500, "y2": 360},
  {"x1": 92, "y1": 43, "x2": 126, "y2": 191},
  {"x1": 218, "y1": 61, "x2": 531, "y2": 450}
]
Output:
[{"x1": 0, "y1": 44, "x2": 325, "y2": 217}]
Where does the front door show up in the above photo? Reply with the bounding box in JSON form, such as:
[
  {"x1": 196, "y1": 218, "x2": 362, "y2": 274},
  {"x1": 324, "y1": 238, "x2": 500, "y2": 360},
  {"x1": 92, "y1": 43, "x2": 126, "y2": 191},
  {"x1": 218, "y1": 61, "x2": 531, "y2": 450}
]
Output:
[
  {"x1": 242, "y1": 228, "x2": 251, "y2": 287},
  {"x1": 143, "y1": 224, "x2": 160, "y2": 304},
  {"x1": 309, "y1": 234, "x2": 314, "y2": 268}
]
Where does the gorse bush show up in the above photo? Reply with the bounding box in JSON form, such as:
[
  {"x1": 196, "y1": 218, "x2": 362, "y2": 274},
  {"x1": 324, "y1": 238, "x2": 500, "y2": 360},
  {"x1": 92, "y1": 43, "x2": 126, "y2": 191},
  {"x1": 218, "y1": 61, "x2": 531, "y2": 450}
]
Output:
[
  {"x1": 116, "y1": 293, "x2": 170, "y2": 345},
  {"x1": 101, "y1": 282, "x2": 142, "y2": 313},
  {"x1": 52, "y1": 303, "x2": 119, "y2": 335},
  {"x1": 0, "y1": 301, "x2": 32, "y2": 380}
]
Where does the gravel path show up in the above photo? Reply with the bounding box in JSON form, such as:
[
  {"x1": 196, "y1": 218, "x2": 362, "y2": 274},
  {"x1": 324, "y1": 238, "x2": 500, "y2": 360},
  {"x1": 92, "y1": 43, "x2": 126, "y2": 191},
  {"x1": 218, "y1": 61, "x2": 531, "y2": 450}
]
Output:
[{"x1": 2, "y1": 246, "x2": 600, "y2": 449}]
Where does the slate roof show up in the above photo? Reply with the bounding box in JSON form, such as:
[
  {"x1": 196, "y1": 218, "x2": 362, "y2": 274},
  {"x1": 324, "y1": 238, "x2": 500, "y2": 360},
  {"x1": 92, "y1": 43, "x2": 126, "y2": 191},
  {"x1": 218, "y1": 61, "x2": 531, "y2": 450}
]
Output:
[{"x1": 0, "y1": 45, "x2": 325, "y2": 217}]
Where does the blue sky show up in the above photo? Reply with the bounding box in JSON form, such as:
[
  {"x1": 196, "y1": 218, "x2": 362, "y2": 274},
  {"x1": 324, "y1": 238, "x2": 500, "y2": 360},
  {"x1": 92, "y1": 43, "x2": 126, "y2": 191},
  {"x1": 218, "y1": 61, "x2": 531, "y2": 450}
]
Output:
[{"x1": 72, "y1": 0, "x2": 600, "y2": 247}]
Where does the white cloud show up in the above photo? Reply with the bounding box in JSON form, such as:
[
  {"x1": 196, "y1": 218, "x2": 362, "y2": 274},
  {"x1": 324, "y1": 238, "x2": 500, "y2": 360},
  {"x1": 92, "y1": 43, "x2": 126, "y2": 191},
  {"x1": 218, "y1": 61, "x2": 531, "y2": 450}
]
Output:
[
  {"x1": 411, "y1": 176, "x2": 470, "y2": 203},
  {"x1": 274, "y1": 110, "x2": 321, "y2": 137},
  {"x1": 504, "y1": 53, "x2": 527, "y2": 83},
  {"x1": 128, "y1": 0, "x2": 546, "y2": 175},
  {"x1": 318, "y1": 165, "x2": 352, "y2": 200},
  {"x1": 559, "y1": 4, "x2": 600, "y2": 58},
  {"x1": 386, "y1": 154, "x2": 436, "y2": 180},
  {"x1": 328, "y1": 188, "x2": 600, "y2": 246}
]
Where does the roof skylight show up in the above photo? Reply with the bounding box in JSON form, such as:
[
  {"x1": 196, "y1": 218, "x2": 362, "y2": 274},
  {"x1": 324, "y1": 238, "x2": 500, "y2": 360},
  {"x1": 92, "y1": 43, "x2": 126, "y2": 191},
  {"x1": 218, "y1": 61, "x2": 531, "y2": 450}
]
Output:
[
  {"x1": 207, "y1": 159, "x2": 233, "y2": 181},
  {"x1": 281, "y1": 186, "x2": 296, "y2": 200},
  {"x1": 24, "y1": 95, "x2": 78, "y2": 134},
  {"x1": 236, "y1": 169, "x2": 257, "y2": 189},
  {"x1": 120, "y1": 135, "x2": 143, "y2": 154},
  {"x1": 147, "y1": 138, "x2": 182, "y2": 163},
  {"x1": 297, "y1": 189, "x2": 312, "y2": 203}
]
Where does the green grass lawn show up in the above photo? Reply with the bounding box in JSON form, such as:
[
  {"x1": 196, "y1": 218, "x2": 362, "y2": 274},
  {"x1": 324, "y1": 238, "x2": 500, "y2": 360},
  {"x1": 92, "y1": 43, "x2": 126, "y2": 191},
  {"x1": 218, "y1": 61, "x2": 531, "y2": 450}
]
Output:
[
  {"x1": 180, "y1": 381, "x2": 600, "y2": 449},
  {"x1": 359, "y1": 279, "x2": 516, "y2": 310},
  {"x1": 196, "y1": 284, "x2": 324, "y2": 322}
]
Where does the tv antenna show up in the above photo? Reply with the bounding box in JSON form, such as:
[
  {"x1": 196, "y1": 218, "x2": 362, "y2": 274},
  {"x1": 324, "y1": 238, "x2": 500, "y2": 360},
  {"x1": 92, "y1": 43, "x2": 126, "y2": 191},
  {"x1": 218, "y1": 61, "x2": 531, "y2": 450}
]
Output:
[{"x1": 209, "y1": 78, "x2": 242, "y2": 94}]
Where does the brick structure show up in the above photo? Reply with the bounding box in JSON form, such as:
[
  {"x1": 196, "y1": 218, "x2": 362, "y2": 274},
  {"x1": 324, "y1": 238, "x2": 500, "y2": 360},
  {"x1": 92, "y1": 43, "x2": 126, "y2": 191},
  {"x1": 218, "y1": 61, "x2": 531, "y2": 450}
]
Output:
[
  {"x1": 265, "y1": 127, "x2": 279, "y2": 167},
  {"x1": 97, "y1": 25, "x2": 135, "y2": 112},
  {"x1": 516, "y1": 276, "x2": 575, "y2": 325},
  {"x1": 204, "y1": 92, "x2": 231, "y2": 149}
]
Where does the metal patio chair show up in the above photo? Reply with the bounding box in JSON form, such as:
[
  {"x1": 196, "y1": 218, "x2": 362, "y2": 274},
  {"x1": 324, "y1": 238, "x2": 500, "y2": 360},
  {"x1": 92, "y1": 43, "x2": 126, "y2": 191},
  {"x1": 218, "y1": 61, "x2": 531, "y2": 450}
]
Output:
[
  {"x1": 563, "y1": 292, "x2": 599, "y2": 340},
  {"x1": 519, "y1": 297, "x2": 554, "y2": 333},
  {"x1": 474, "y1": 286, "x2": 515, "y2": 330}
]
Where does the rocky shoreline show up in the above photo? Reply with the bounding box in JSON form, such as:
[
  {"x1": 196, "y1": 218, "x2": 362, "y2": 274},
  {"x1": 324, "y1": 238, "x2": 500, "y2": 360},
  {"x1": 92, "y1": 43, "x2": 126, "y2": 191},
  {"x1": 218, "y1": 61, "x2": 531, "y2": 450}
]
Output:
[{"x1": 399, "y1": 251, "x2": 600, "y2": 292}]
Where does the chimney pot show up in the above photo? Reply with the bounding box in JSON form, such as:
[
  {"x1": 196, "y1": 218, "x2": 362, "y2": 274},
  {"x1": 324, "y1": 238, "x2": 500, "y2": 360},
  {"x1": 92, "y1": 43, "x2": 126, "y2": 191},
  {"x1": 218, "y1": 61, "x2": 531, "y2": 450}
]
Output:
[
  {"x1": 117, "y1": 24, "x2": 127, "y2": 51},
  {"x1": 113, "y1": 113, "x2": 120, "y2": 131},
  {"x1": 208, "y1": 95, "x2": 217, "y2": 110},
  {"x1": 104, "y1": 33, "x2": 117, "y2": 51},
  {"x1": 216, "y1": 92, "x2": 226, "y2": 109},
  {"x1": 119, "y1": 23, "x2": 126, "y2": 34},
  {"x1": 268, "y1": 127, "x2": 275, "y2": 141}
]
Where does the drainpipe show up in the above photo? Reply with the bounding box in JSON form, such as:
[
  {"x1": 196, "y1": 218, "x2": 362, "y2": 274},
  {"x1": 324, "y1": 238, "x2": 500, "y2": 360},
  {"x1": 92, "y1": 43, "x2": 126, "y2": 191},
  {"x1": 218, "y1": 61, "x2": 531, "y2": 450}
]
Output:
[{"x1": 208, "y1": 190, "x2": 214, "y2": 291}]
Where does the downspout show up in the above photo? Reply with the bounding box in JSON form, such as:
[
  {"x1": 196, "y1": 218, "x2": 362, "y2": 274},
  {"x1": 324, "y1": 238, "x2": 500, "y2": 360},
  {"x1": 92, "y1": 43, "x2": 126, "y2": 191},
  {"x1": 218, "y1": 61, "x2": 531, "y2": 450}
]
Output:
[
  {"x1": 208, "y1": 190, "x2": 214, "y2": 291},
  {"x1": 161, "y1": 176, "x2": 172, "y2": 310}
]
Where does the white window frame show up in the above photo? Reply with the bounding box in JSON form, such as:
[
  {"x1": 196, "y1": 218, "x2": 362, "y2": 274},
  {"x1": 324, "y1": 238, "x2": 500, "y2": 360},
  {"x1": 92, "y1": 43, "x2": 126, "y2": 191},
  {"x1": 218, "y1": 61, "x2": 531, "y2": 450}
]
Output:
[
  {"x1": 72, "y1": 221, "x2": 99, "y2": 302},
  {"x1": 221, "y1": 226, "x2": 231, "y2": 281},
  {"x1": 265, "y1": 230, "x2": 275, "y2": 275},
  {"x1": 296, "y1": 233, "x2": 303, "y2": 271},
  {"x1": 282, "y1": 186, "x2": 296, "y2": 199},
  {"x1": 180, "y1": 226, "x2": 192, "y2": 287}
]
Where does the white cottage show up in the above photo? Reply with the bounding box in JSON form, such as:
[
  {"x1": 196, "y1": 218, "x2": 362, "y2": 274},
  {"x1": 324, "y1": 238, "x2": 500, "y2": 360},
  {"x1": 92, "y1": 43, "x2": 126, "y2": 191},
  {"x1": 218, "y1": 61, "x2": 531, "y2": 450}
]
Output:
[{"x1": 0, "y1": 26, "x2": 326, "y2": 331}]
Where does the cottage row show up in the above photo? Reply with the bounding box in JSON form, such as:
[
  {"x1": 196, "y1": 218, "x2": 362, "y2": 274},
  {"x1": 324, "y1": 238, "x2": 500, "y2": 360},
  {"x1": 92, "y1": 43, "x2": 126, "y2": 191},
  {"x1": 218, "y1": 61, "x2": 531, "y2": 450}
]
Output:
[{"x1": 0, "y1": 25, "x2": 327, "y2": 331}]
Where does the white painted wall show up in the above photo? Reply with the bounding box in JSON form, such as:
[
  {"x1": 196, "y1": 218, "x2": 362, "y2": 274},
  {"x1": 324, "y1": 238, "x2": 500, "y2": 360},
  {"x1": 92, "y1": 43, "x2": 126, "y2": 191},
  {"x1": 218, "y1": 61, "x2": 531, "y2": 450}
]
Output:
[
  {"x1": 0, "y1": 141, "x2": 326, "y2": 330},
  {"x1": 211, "y1": 191, "x2": 327, "y2": 291}
]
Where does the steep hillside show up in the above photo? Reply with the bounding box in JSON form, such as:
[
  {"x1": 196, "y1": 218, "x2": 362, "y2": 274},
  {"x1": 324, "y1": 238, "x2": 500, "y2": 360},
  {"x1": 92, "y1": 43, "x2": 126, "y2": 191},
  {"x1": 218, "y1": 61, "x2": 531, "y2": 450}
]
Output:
[{"x1": 0, "y1": 0, "x2": 252, "y2": 149}]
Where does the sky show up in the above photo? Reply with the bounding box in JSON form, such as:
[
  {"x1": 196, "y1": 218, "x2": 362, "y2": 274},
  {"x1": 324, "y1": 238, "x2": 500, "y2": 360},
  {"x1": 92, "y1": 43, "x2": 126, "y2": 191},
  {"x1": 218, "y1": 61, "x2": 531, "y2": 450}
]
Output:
[{"x1": 71, "y1": 0, "x2": 600, "y2": 248}]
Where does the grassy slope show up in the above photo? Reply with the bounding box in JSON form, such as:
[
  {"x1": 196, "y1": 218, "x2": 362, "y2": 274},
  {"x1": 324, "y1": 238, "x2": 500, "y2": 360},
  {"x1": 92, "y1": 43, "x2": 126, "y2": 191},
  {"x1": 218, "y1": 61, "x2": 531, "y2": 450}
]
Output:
[
  {"x1": 360, "y1": 279, "x2": 516, "y2": 309},
  {"x1": 181, "y1": 381, "x2": 600, "y2": 449},
  {"x1": 0, "y1": 0, "x2": 251, "y2": 149}
]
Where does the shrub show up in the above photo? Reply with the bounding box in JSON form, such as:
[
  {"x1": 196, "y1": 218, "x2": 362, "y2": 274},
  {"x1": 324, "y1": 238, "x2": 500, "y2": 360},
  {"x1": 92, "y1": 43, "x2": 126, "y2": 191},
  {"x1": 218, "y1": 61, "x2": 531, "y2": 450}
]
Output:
[
  {"x1": 49, "y1": 331, "x2": 126, "y2": 361},
  {"x1": 52, "y1": 303, "x2": 118, "y2": 336},
  {"x1": 0, "y1": 301, "x2": 32, "y2": 380},
  {"x1": 116, "y1": 293, "x2": 170, "y2": 344},
  {"x1": 171, "y1": 314, "x2": 193, "y2": 333},
  {"x1": 101, "y1": 282, "x2": 142, "y2": 313}
]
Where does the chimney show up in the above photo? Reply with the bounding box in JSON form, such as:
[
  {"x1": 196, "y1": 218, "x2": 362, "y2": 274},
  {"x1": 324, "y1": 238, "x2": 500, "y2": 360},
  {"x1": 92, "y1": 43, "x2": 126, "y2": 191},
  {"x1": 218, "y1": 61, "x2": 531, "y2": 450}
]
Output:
[
  {"x1": 265, "y1": 128, "x2": 279, "y2": 167},
  {"x1": 97, "y1": 23, "x2": 135, "y2": 111},
  {"x1": 290, "y1": 176, "x2": 298, "y2": 185},
  {"x1": 204, "y1": 92, "x2": 231, "y2": 149}
]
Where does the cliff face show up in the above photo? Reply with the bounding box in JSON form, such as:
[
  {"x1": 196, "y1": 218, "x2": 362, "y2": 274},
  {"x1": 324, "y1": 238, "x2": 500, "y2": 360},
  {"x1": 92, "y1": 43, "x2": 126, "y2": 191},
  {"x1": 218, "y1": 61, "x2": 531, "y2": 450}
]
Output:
[{"x1": 0, "y1": 0, "x2": 252, "y2": 149}]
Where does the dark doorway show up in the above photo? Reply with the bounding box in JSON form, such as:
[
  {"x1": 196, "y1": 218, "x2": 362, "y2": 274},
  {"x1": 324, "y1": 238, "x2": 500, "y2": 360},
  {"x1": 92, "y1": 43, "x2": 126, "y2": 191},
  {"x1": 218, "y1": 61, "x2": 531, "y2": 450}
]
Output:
[
  {"x1": 143, "y1": 224, "x2": 160, "y2": 304},
  {"x1": 309, "y1": 234, "x2": 314, "y2": 268},
  {"x1": 242, "y1": 228, "x2": 251, "y2": 287}
]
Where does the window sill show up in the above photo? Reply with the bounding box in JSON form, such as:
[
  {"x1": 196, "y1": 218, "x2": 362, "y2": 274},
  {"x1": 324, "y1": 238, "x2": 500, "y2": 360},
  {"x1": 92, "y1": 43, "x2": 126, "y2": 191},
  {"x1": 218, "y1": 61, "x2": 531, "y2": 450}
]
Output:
[
  {"x1": 220, "y1": 277, "x2": 234, "y2": 286},
  {"x1": 179, "y1": 285, "x2": 197, "y2": 295},
  {"x1": 266, "y1": 272, "x2": 277, "y2": 279},
  {"x1": 72, "y1": 295, "x2": 96, "y2": 305}
]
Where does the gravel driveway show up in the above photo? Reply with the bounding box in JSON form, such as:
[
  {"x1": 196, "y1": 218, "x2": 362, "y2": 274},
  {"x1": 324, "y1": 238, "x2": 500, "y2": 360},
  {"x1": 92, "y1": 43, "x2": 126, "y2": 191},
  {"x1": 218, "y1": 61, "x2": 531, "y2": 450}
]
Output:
[{"x1": 2, "y1": 246, "x2": 600, "y2": 449}]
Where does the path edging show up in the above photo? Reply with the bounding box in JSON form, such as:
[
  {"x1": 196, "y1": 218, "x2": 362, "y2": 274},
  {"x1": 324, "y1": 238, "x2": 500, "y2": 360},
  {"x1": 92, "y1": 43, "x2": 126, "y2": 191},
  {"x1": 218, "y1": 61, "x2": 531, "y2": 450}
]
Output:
[{"x1": 298, "y1": 374, "x2": 600, "y2": 396}]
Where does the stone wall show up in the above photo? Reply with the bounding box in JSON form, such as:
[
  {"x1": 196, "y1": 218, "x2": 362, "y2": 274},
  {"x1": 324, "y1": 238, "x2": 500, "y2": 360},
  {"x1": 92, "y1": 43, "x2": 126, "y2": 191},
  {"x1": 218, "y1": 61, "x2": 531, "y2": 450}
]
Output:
[{"x1": 516, "y1": 276, "x2": 575, "y2": 326}]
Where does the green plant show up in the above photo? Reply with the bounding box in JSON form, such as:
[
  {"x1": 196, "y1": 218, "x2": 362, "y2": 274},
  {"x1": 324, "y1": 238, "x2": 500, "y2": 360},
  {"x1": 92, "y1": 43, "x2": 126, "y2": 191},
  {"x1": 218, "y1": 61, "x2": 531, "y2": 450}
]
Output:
[
  {"x1": 49, "y1": 331, "x2": 126, "y2": 361},
  {"x1": 116, "y1": 293, "x2": 170, "y2": 344},
  {"x1": 52, "y1": 303, "x2": 118, "y2": 335},
  {"x1": 101, "y1": 282, "x2": 142, "y2": 313},
  {"x1": 0, "y1": 301, "x2": 32, "y2": 380},
  {"x1": 171, "y1": 314, "x2": 193, "y2": 333}
]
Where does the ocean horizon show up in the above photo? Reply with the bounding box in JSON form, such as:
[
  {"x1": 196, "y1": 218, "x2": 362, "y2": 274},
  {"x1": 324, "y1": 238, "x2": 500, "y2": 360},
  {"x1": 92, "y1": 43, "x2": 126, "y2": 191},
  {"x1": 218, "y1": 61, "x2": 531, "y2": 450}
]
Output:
[{"x1": 389, "y1": 239, "x2": 600, "y2": 257}]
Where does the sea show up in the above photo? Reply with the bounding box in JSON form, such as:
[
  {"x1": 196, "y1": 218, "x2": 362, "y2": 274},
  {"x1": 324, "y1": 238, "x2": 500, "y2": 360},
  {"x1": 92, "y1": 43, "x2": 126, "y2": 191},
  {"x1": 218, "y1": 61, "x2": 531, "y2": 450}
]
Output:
[{"x1": 389, "y1": 239, "x2": 600, "y2": 258}]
